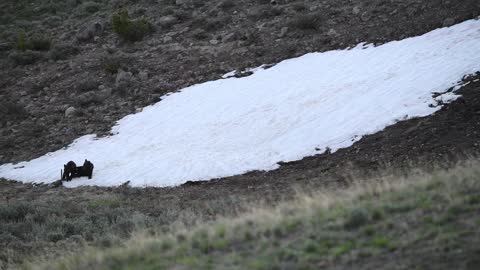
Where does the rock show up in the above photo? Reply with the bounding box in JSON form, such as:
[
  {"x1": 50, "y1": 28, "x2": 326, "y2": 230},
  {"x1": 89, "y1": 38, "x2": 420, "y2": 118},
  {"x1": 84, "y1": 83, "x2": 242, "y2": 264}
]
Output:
[
  {"x1": 209, "y1": 39, "x2": 220, "y2": 45},
  {"x1": 327, "y1": 28, "x2": 339, "y2": 37},
  {"x1": 163, "y1": 36, "x2": 173, "y2": 43},
  {"x1": 138, "y1": 71, "x2": 149, "y2": 81},
  {"x1": 443, "y1": 18, "x2": 455, "y2": 27},
  {"x1": 352, "y1": 6, "x2": 361, "y2": 15},
  {"x1": 360, "y1": 12, "x2": 370, "y2": 22},
  {"x1": 115, "y1": 70, "x2": 134, "y2": 87},
  {"x1": 76, "y1": 21, "x2": 103, "y2": 42},
  {"x1": 158, "y1": 15, "x2": 177, "y2": 28},
  {"x1": 65, "y1": 107, "x2": 76, "y2": 117},
  {"x1": 97, "y1": 88, "x2": 112, "y2": 101},
  {"x1": 222, "y1": 32, "x2": 237, "y2": 43},
  {"x1": 278, "y1": 27, "x2": 288, "y2": 38}
]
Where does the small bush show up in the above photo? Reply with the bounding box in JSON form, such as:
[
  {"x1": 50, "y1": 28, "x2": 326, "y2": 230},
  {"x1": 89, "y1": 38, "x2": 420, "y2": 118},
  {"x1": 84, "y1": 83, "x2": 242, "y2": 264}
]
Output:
[
  {"x1": 291, "y1": 2, "x2": 307, "y2": 12},
  {"x1": 112, "y1": 9, "x2": 152, "y2": 42},
  {"x1": 83, "y1": 1, "x2": 101, "y2": 13},
  {"x1": 9, "y1": 50, "x2": 43, "y2": 65},
  {"x1": 0, "y1": 101, "x2": 28, "y2": 118},
  {"x1": 219, "y1": 0, "x2": 235, "y2": 10},
  {"x1": 0, "y1": 204, "x2": 33, "y2": 222},
  {"x1": 15, "y1": 32, "x2": 30, "y2": 51},
  {"x1": 49, "y1": 43, "x2": 79, "y2": 60},
  {"x1": 289, "y1": 14, "x2": 320, "y2": 30},
  {"x1": 76, "y1": 78, "x2": 98, "y2": 92},
  {"x1": 101, "y1": 54, "x2": 130, "y2": 74},
  {"x1": 30, "y1": 36, "x2": 52, "y2": 51},
  {"x1": 47, "y1": 232, "x2": 64, "y2": 242},
  {"x1": 15, "y1": 32, "x2": 51, "y2": 51},
  {"x1": 344, "y1": 207, "x2": 369, "y2": 230}
]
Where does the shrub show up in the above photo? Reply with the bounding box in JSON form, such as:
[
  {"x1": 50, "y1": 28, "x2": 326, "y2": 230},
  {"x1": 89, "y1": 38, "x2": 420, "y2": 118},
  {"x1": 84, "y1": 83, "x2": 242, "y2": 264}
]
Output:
[
  {"x1": 49, "y1": 43, "x2": 79, "y2": 60},
  {"x1": 291, "y1": 2, "x2": 307, "y2": 12},
  {"x1": 289, "y1": 14, "x2": 320, "y2": 30},
  {"x1": 76, "y1": 77, "x2": 98, "y2": 92},
  {"x1": 9, "y1": 50, "x2": 43, "y2": 65},
  {"x1": 112, "y1": 9, "x2": 152, "y2": 42},
  {"x1": 344, "y1": 207, "x2": 369, "y2": 230},
  {"x1": 0, "y1": 204, "x2": 33, "y2": 222},
  {"x1": 15, "y1": 32, "x2": 51, "y2": 51},
  {"x1": 83, "y1": 1, "x2": 101, "y2": 13},
  {"x1": 15, "y1": 32, "x2": 30, "y2": 51},
  {"x1": 219, "y1": 0, "x2": 235, "y2": 10},
  {"x1": 0, "y1": 101, "x2": 28, "y2": 118},
  {"x1": 47, "y1": 232, "x2": 64, "y2": 242},
  {"x1": 101, "y1": 54, "x2": 130, "y2": 74},
  {"x1": 30, "y1": 35, "x2": 52, "y2": 51}
]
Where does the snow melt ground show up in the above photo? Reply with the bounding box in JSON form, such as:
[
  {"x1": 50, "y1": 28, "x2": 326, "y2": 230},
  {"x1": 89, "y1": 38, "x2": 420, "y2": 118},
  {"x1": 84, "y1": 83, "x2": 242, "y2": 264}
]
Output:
[{"x1": 1, "y1": 20, "x2": 480, "y2": 187}]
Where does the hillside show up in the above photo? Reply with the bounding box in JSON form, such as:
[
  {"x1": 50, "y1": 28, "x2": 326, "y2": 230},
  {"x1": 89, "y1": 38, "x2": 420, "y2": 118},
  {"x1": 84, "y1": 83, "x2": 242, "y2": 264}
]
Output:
[
  {"x1": 1, "y1": 0, "x2": 480, "y2": 269},
  {"x1": 2, "y1": 19, "x2": 479, "y2": 187},
  {"x1": 0, "y1": 0, "x2": 479, "y2": 165},
  {"x1": 27, "y1": 161, "x2": 480, "y2": 270}
]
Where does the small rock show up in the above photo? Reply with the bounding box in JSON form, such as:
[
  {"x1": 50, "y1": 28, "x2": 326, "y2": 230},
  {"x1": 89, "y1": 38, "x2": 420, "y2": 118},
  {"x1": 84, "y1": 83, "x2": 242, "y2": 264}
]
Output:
[
  {"x1": 138, "y1": 71, "x2": 149, "y2": 81},
  {"x1": 98, "y1": 85, "x2": 105, "y2": 90},
  {"x1": 327, "y1": 28, "x2": 339, "y2": 37},
  {"x1": 163, "y1": 36, "x2": 173, "y2": 43},
  {"x1": 443, "y1": 18, "x2": 455, "y2": 27},
  {"x1": 352, "y1": 6, "x2": 361, "y2": 15},
  {"x1": 76, "y1": 21, "x2": 103, "y2": 42},
  {"x1": 209, "y1": 39, "x2": 220, "y2": 45},
  {"x1": 115, "y1": 70, "x2": 134, "y2": 87},
  {"x1": 360, "y1": 12, "x2": 370, "y2": 22},
  {"x1": 222, "y1": 32, "x2": 237, "y2": 43},
  {"x1": 157, "y1": 15, "x2": 177, "y2": 28},
  {"x1": 65, "y1": 107, "x2": 76, "y2": 117},
  {"x1": 278, "y1": 27, "x2": 288, "y2": 38}
]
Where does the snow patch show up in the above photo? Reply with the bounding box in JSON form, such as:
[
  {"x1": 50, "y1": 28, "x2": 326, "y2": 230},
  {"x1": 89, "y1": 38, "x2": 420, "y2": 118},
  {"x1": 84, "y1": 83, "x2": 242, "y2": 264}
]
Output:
[{"x1": 1, "y1": 19, "x2": 480, "y2": 187}]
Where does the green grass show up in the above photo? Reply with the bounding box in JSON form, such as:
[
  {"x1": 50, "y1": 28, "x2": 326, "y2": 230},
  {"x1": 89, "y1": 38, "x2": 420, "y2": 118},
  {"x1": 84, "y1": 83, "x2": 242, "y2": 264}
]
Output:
[{"x1": 26, "y1": 160, "x2": 480, "y2": 270}]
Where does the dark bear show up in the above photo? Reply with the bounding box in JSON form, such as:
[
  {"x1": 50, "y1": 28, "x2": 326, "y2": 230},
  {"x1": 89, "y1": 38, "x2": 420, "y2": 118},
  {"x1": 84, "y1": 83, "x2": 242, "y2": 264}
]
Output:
[
  {"x1": 74, "y1": 159, "x2": 94, "y2": 179},
  {"x1": 62, "y1": 161, "x2": 77, "y2": 181}
]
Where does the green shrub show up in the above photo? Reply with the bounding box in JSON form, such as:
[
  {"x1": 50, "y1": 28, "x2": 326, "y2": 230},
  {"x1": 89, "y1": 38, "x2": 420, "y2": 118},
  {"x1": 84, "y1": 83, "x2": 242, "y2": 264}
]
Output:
[
  {"x1": 15, "y1": 32, "x2": 51, "y2": 51},
  {"x1": 0, "y1": 204, "x2": 33, "y2": 222},
  {"x1": 112, "y1": 9, "x2": 152, "y2": 42},
  {"x1": 289, "y1": 14, "x2": 320, "y2": 30},
  {"x1": 83, "y1": 1, "x2": 101, "y2": 13},
  {"x1": 49, "y1": 43, "x2": 79, "y2": 60},
  {"x1": 15, "y1": 31, "x2": 30, "y2": 51},
  {"x1": 30, "y1": 35, "x2": 52, "y2": 51},
  {"x1": 344, "y1": 207, "x2": 369, "y2": 230},
  {"x1": 102, "y1": 55, "x2": 123, "y2": 74},
  {"x1": 9, "y1": 50, "x2": 43, "y2": 65}
]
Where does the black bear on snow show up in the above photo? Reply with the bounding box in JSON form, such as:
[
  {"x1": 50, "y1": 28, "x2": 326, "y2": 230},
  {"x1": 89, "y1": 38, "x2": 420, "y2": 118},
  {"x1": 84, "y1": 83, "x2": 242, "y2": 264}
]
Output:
[
  {"x1": 61, "y1": 160, "x2": 94, "y2": 181},
  {"x1": 74, "y1": 159, "x2": 94, "y2": 179}
]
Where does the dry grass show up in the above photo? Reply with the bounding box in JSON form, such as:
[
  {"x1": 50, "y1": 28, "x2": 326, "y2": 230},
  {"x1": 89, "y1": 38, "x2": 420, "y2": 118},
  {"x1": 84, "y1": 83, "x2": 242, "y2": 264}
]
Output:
[{"x1": 23, "y1": 160, "x2": 480, "y2": 270}]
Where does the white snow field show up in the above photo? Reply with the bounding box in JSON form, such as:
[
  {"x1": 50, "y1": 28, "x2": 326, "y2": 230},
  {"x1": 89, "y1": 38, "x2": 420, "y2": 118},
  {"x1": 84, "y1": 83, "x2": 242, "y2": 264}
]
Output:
[{"x1": 1, "y1": 19, "x2": 480, "y2": 187}]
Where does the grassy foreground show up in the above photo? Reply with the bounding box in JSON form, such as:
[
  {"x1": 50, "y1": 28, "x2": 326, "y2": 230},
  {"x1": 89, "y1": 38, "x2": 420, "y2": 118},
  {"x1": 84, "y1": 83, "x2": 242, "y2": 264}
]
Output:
[{"x1": 26, "y1": 161, "x2": 480, "y2": 270}]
